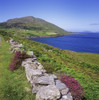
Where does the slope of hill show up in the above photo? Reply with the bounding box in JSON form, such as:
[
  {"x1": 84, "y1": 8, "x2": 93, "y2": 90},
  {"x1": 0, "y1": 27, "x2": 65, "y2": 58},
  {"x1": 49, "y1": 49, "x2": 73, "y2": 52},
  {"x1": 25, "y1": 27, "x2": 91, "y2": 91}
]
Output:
[
  {"x1": 0, "y1": 16, "x2": 69, "y2": 37},
  {"x1": 0, "y1": 31, "x2": 99, "y2": 100}
]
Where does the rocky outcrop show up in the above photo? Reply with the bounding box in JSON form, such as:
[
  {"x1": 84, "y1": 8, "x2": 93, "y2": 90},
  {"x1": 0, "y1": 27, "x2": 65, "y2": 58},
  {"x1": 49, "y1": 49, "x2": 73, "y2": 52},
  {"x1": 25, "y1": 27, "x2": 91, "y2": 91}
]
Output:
[{"x1": 9, "y1": 38, "x2": 73, "y2": 100}]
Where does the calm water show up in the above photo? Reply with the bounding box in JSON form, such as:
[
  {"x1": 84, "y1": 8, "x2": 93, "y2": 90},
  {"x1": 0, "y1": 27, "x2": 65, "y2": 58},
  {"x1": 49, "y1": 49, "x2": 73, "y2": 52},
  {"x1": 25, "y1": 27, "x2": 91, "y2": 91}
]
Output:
[{"x1": 29, "y1": 33, "x2": 99, "y2": 54}]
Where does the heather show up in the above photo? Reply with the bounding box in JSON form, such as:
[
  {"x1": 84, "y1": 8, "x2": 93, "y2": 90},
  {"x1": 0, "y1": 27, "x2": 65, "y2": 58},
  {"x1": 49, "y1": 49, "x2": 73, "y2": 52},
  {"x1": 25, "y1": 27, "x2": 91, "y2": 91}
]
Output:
[
  {"x1": 9, "y1": 51, "x2": 30, "y2": 71},
  {"x1": 61, "y1": 75, "x2": 84, "y2": 100}
]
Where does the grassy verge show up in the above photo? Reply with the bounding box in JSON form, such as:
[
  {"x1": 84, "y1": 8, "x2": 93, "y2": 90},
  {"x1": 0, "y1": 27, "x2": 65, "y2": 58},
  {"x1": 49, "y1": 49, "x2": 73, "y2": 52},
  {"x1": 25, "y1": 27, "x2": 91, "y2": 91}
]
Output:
[
  {"x1": 0, "y1": 37, "x2": 35, "y2": 100},
  {"x1": 12, "y1": 36, "x2": 99, "y2": 100}
]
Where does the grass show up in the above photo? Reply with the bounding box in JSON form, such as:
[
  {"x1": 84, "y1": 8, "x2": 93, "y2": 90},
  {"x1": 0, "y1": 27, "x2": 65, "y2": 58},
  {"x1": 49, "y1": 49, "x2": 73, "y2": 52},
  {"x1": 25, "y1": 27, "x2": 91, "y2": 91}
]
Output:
[
  {"x1": 12, "y1": 36, "x2": 99, "y2": 100},
  {"x1": 0, "y1": 34, "x2": 99, "y2": 100},
  {"x1": 46, "y1": 32, "x2": 58, "y2": 35},
  {"x1": 0, "y1": 28, "x2": 64, "y2": 37},
  {"x1": 0, "y1": 37, "x2": 35, "y2": 100}
]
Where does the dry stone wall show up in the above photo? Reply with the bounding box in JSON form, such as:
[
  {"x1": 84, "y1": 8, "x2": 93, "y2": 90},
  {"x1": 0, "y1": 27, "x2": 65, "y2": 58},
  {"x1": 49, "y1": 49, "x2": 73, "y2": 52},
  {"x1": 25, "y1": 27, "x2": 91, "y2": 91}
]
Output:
[{"x1": 9, "y1": 39, "x2": 73, "y2": 100}]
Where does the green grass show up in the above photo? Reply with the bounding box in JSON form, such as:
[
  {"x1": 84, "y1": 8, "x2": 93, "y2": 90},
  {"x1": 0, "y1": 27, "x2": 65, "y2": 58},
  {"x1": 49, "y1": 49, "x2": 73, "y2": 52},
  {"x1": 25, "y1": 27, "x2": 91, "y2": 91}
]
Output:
[
  {"x1": 0, "y1": 34, "x2": 99, "y2": 100},
  {"x1": 12, "y1": 36, "x2": 99, "y2": 100},
  {"x1": 46, "y1": 32, "x2": 58, "y2": 35},
  {"x1": 0, "y1": 28, "x2": 66, "y2": 38},
  {"x1": 0, "y1": 37, "x2": 35, "y2": 100}
]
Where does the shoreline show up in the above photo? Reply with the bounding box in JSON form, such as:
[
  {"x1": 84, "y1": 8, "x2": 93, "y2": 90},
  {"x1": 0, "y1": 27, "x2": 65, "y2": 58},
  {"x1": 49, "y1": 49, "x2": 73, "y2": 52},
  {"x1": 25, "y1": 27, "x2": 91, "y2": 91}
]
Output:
[{"x1": 25, "y1": 32, "x2": 81, "y2": 39}]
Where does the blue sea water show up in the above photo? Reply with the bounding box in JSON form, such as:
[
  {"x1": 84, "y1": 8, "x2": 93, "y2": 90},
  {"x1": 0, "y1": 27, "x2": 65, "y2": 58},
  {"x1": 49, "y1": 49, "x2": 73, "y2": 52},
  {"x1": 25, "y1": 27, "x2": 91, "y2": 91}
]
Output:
[{"x1": 29, "y1": 33, "x2": 99, "y2": 54}]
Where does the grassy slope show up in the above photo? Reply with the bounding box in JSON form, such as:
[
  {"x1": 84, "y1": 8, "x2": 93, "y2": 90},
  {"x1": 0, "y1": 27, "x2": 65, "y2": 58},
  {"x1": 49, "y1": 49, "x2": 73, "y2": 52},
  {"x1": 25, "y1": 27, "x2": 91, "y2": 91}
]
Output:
[
  {"x1": 0, "y1": 28, "x2": 68, "y2": 37},
  {"x1": 12, "y1": 37, "x2": 99, "y2": 100},
  {"x1": 0, "y1": 37, "x2": 35, "y2": 100}
]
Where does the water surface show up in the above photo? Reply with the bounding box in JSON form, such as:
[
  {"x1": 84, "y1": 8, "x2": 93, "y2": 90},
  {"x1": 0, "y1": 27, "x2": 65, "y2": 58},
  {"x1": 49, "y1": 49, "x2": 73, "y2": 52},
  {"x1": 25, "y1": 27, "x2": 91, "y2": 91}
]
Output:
[{"x1": 29, "y1": 33, "x2": 99, "y2": 54}]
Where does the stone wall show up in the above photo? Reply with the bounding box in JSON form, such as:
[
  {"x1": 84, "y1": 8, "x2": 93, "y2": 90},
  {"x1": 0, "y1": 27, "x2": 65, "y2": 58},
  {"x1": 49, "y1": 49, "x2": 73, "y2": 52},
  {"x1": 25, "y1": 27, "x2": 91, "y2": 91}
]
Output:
[{"x1": 9, "y1": 39, "x2": 73, "y2": 100}]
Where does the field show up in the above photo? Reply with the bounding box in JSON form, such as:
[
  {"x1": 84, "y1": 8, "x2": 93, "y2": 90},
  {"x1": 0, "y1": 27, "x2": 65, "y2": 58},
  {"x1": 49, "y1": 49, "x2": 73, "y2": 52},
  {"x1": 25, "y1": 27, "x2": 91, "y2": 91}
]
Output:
[
  {"x1": 12, "y1": 36, "x2": 99, "y2": 100},
  {"x1": 0, "y1": 35, "x2": 99, "y2": 100},
  {"x1": 0, "y1": 37, "x2": 35, "y2": 100}
]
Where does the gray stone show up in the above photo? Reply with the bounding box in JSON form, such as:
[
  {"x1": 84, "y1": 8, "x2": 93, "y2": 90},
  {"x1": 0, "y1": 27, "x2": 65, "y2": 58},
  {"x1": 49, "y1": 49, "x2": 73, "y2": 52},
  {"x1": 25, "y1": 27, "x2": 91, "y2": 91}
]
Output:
[
  {"x1": 25, "y1": 67, "x2": 42, "y2": 82},
  {"x1": 61, "y1": 88, "x2": 69, "y2": 95},
  {"x1": 49, "y1": 74, "x2": 58, "y2": 79},
  {"x1": 32, "y1": 84, "x2": 42, "y2": 93},
  {"x1": 35, "y1": 74, "x2": 55, "y2": 85},
  {"x1": 37, "y1": 64, "x2": 44, "y2": 70},
  {"x1": 36, "y1": 85, "x2": 61, "y2": 100},
  {"x1": 21, "y1": 61, "x2": 27, "y2": 67},
  {"x1": 24, "y1": 58, "x2": 35, "y2": 64},
  {"x1": 37, "y1": 64, "x2": 46, "y2": 73},
  {"x1": 60, "y1": 93, "x2": 73, "y2": 100},
  {"x1": 30, "y1": 63, "x2": 37, "y2": 69},
  {"x1": 55, "y1": 80, "x2": 67, "y2": 91}
]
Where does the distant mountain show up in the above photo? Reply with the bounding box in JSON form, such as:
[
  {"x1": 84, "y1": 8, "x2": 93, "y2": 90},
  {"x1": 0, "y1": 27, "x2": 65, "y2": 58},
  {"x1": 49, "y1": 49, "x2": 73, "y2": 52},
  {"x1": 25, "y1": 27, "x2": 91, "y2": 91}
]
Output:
[
  {"x1": 78, "y1": 31, "x2": 99, "y2": 34},
  {"x1": 0, "y1": 16, "x2": 69, "y2": 37}
]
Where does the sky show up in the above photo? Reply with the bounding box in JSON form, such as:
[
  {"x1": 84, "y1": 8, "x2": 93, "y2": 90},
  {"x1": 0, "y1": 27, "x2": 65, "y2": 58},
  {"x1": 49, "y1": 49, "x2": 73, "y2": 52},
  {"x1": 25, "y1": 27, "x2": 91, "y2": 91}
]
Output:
[{"x1": 0, "y1": 0, "x2": 99, "y2": 32}]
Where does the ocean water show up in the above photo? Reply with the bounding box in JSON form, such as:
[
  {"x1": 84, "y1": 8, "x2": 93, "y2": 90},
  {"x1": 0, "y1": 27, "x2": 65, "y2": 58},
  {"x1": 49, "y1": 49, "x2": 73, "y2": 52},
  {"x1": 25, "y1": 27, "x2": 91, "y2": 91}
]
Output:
[{"x1": 29, "y1": 33, "x2": 99, "y2": 54}]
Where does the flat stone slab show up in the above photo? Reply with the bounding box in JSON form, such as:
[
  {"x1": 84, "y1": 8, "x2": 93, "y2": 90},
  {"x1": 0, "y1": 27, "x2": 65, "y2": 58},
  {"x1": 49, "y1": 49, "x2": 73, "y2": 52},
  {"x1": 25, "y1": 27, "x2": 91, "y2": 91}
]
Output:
[
  {"x1": 35, "y1": 74, "x2": 57, "y2": 85},
  {"x1": 55, "y1": 80, "x2": 67, "y2": 91},
  {"x1": 36, "y1": 85, "x2": 61, "y2": 100}
]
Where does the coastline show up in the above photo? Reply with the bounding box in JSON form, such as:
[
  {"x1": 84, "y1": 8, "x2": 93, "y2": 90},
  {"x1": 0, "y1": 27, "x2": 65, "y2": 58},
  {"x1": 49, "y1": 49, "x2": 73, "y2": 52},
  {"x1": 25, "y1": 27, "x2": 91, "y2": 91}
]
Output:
[{"x1": 25, "y1": 32, "x2": 80, "y2": 39}]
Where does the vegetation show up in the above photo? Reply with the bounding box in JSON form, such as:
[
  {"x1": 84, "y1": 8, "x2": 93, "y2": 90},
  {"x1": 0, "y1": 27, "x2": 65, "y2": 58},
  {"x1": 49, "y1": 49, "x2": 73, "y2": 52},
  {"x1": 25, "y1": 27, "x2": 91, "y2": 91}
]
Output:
[
  {"x1": 9, "y1": 36, "x2": 99, "y2": 100},
  {"x1": 0, "y1": 37, "x2": 35, "y2": 100},
  {"x1": 10, "y1": 51, "x2": 31, "y2": 71},
  {"x1": 61, "y1": 75, "x2": 84, "y2": 100}
]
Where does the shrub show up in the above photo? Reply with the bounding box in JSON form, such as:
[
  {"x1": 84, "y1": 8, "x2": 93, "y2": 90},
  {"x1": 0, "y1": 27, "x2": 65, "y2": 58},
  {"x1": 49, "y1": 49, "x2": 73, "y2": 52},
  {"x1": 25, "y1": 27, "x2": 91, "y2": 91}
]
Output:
[
  {"x1": 61, "y1": 75, "x2": 84, "y2": 100},
  {"x1": 9, "y1": 51, "x2": 30, "y2": 71}
]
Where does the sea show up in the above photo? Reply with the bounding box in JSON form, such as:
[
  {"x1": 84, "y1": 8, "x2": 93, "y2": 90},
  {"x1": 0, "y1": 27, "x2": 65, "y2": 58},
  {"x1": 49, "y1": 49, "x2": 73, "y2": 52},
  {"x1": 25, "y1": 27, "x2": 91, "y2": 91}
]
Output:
[{"x1": 29, "y1": 33, "x2": 99, "y2": 54}]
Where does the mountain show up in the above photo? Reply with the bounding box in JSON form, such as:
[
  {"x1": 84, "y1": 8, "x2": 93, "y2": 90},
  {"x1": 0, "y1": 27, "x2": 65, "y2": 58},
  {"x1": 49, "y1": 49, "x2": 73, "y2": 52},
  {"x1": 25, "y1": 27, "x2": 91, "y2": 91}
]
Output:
[{"x1": 0, "y1": 16, "x2": 69, "y2": 37}]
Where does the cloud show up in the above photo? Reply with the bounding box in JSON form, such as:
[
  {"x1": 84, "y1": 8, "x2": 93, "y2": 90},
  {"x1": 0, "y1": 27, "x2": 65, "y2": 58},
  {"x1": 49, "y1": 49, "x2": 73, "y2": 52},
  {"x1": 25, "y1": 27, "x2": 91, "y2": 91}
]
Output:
[{"x1": 90, "y1": 23, "x2": 99, "y2": 25}]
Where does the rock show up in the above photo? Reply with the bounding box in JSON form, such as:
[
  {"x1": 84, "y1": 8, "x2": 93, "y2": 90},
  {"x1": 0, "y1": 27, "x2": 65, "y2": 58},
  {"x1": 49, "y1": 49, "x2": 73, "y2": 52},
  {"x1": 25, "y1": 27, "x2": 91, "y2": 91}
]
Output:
[
  {"x1": 9, "y1": 39, "x2": 15, "y2": 44},
  {"x1": 16, "y1": 44, "x2": 23, "y2": 48},
  {"x1": 55, "y1": 80, "x2": 67, "y2": 91},
  {"x1": 60, "y1": 93, "x2": 73, "y2": 100},
  {"x1": 37, "y1": 64, "x2": 46, "y2": 73},
  {"x1": 49, "y1": 74, "x2": 57, "y2": 80},
  {"x1": 37, "y1": 64, "x2": 44, "y2": 70},
  {"x1": 32, "y1": 55, "x2": 37, "y2": 60},
  {"x1": 30, "y1": 63, "x2": 37, "y2": 69},
  {"x1": 25, "y1": 67, "x2": 42, "y2": 82},
  {"x1": 36, "y1": 85, "x2": 61, "y2": 100},
  {"x1": 13, "y1": 48, "x2": 21, "y2": 52},
  {"x1": 61, "y1": 88, "x2": 69, "y2": 95},
  {"x1": 32, "y1": 84, "x2": 42, "y2": 93},
  {"x1": 25, "y1": 58, "x2": 35, "y2": 63},
  {"x1": 27, "y1": 51, "x2": 34, "y2": 56},
  {"x1": 35, "y1": 74, "x2": 56, "y2": 85},
  {"x1": 21, "y1": 61, "x2": 27, "y2": 67},
  {"x1": 11, "y1": 44, "x2": 23, "y2": 48}
]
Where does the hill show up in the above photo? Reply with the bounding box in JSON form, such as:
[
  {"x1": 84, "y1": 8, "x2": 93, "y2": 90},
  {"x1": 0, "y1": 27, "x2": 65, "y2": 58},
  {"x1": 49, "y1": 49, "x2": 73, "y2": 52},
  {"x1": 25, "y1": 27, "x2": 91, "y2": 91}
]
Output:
[{"x1": 0, "y1": 16, "x2": 69, "y2": 37}]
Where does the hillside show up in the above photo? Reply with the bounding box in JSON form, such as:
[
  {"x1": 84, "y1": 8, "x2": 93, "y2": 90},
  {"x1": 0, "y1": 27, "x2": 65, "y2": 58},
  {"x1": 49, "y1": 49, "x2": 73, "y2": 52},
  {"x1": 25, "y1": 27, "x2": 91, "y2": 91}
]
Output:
[
  {"x1": 0, "y1": 16, "x2": 69, "y2": 37},
  {"x1": 1, "y1": 32, "x2": 99, "y2": 99}
]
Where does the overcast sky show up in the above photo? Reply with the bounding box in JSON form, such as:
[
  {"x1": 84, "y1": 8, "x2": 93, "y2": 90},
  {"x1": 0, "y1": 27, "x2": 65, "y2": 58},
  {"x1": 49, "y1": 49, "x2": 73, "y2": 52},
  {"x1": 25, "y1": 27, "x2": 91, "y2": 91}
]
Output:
[{"x1": 0, "y1": 0, "x2": 99, "y2": 32}]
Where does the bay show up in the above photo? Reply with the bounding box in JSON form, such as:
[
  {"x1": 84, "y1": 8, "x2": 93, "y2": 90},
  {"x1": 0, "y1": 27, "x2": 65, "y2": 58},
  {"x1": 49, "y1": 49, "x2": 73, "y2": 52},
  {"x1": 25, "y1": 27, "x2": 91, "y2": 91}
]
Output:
[{"x1": 29, "y1": 33, "x2": 99, "y2": 54}]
